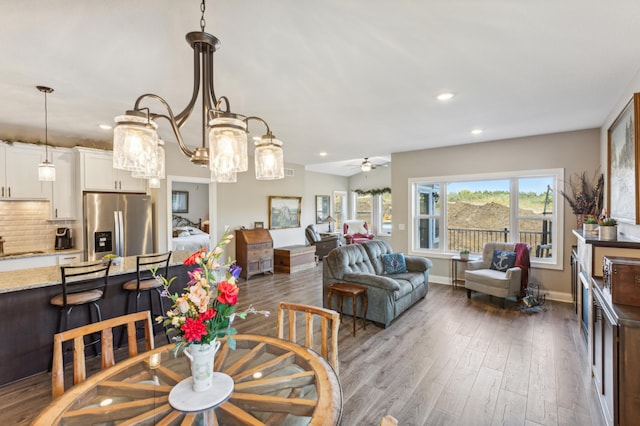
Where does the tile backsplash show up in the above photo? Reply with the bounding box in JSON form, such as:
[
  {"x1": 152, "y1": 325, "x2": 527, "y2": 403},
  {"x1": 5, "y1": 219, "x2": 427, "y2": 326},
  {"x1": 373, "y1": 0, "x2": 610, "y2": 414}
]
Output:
[{"x1": 0, "y1": 201, "x2": 59, "y2": 252}]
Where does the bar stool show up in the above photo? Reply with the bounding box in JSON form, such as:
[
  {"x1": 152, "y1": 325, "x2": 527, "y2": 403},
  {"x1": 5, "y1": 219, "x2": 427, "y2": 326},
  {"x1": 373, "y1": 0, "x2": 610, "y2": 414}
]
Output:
[
  {"x1": 50, "y1": 260, "x2": 112, "y2": 351},
  {"x1": 122, "y1": 251, "x2": 172, "y2": 343}
]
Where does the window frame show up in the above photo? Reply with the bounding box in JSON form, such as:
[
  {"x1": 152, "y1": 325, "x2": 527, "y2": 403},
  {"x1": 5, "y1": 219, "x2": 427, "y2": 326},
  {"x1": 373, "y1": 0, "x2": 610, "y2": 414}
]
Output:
[
  {"x1": 408, "y1": 168, "x2": 564, "y2": 270},
  {"x1": 349, "y1": 190, "x2": 392, "y2": 236}
]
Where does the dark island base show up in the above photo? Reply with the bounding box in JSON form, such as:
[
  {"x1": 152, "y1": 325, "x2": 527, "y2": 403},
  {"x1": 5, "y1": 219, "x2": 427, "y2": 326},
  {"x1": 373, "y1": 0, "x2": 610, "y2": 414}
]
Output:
[{"x1": 0, "y1": 264, "x2": 189, "y2": 386}]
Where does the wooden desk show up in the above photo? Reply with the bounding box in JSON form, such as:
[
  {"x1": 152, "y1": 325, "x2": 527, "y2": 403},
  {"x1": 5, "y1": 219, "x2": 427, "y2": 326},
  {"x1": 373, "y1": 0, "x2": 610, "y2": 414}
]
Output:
[{"x1": 33, "y1": 334, "x2": 342, "y2": 425}]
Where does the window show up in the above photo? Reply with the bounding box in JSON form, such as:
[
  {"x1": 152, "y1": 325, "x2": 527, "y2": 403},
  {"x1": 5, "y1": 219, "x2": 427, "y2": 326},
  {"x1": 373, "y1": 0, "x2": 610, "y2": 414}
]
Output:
[
  {"x1": 410, "y1": 169, "x2": 563, "y2": 269},
  {"x1": 333, "y1": 191, "x2": 347, "y2": 232},
  {"x1": 350, "y1": 189, "x2": 392, "y2": 235}
]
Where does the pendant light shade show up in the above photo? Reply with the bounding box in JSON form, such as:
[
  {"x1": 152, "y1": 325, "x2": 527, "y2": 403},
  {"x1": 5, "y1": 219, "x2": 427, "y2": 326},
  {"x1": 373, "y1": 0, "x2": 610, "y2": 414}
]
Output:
[
  {"x1": 37, "y1": 85, "x2": 55, "y2": 182},
  {"x1": 208, "y1": 116, "x2": 248, "y2": 174},
  {"x1": 38, "y1": 161, "x2": 56, "y2": 181},
  {"x1": 113, "y1": 112, "x2": 158, "y2": 172},
  {"x1": 255, "y1": 137, "x2": 284, "y2": 180}
]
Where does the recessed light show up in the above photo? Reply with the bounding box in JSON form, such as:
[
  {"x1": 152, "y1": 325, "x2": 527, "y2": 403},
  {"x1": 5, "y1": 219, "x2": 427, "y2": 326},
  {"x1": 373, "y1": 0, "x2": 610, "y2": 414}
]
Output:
[
  {"x1": 319, "y1": 152, "x2": 327, "y2": 157},
  {"x1": 437, "y1": 93, "x2": 455, "y2": 101},
  {"x1": 99, "y1": 124, "x2": 112, "y2": 130},
  {"x1": 471, "y1": 128, "x2": 483, "y2": 135}
]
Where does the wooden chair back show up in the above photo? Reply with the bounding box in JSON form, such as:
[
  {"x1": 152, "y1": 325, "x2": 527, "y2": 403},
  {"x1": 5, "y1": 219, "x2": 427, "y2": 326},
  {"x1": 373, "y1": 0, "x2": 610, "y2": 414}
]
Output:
[
  {"x1": 51, "y1": 310, "x2": 154, "y2": 398},
  {"x1": 277, "y1": 301, "x2": 340, "y2": 374}
]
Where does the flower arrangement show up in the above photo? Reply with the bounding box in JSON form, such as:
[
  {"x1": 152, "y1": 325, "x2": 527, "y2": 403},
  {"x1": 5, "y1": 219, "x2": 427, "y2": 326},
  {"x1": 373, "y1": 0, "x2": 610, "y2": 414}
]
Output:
[
  {"x1": 560, "y1": 171, "x2": 604, "y2": 216},
  {"x1": 155, "y1": 228, "x2": 268, "y2": 356}
]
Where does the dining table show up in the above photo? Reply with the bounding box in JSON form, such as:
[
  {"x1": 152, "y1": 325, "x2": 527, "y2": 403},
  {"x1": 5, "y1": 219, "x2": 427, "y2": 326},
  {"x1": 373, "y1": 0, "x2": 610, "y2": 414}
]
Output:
[{"x1": 32, "y1": 334, "x2": 343, "y2": 425}]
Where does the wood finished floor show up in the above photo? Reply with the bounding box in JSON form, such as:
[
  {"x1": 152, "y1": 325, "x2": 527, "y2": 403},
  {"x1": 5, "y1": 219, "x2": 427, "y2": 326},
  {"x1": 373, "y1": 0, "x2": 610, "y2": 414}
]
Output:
[{"x1": 1, "y1": 264, "x2": 605, "y2": 426}]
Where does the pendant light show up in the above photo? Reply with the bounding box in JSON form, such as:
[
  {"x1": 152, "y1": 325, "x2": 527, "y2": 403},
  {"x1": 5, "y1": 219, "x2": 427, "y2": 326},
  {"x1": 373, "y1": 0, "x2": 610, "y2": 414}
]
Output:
[
  {"x1": 113, "y1": 0, "x2": 284, "y2": 183},
  {"x1": 37, "y1": 86, "x2": 55, "y2": 182}
]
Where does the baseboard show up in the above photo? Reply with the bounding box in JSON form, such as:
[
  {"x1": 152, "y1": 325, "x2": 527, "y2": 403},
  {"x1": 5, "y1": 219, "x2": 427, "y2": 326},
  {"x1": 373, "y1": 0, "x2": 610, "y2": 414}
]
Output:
[{"x1": 428, "y1": 274, "x2": 573, "y2": 304}]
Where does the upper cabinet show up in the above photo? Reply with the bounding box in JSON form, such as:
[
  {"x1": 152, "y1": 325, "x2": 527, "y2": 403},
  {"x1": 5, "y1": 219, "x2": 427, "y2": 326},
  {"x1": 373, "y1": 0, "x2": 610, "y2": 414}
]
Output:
[
  {"x1": 0, "y1": 142, "x2": 48, "y2": 199},
  {"x1": 48, "y1": 149, "x2": 77, "y2": 220},
  {"x1": 77, "y1": 148, "x2": 147, "y2": 193}
]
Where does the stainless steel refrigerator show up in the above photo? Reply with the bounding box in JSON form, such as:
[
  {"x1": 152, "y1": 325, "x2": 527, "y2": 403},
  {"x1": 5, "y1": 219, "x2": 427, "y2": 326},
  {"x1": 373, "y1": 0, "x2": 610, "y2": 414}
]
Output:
[{"x1": 84, "y1": 192, "x2": 154, "y2": 261}]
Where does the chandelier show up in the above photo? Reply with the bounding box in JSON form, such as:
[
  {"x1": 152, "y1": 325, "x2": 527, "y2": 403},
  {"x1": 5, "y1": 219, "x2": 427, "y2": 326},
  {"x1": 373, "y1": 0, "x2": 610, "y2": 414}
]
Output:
[
  {"x1": 112, "y1": 0, "x2": 284, "y2": 183},
  {"x1": 37, "y1": 86, "x2": 55, "y2": 182}
]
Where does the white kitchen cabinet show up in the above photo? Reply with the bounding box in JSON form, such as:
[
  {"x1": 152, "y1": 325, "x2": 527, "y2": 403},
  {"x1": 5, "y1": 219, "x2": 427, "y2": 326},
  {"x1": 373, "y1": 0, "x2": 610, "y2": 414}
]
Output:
[
  {"x1": 48, "y1": 149, "x2": 77, "y2": 220},
  {"x1": 0, "y1": 142, "x2": 48, "y2": 199},
  {"x1": 57, "y1": 253, "x2": 82, "y2": 265},
  {"x1": 0, "y1": 254, "x2": 58, "y2": 272},
  {"x1": 78, "y1": 148, "x2": 146, "y2": 193}
]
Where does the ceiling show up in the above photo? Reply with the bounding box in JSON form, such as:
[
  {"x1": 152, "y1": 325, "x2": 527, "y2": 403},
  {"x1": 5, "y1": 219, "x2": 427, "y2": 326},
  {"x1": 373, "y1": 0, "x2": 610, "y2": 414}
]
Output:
[{"x1": 2, "y1": 1, "x2": 640, "y2": 177}]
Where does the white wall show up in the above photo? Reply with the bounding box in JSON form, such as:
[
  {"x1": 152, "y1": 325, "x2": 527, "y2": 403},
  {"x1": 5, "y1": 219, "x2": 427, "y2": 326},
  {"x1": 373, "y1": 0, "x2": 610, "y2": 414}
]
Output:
[
  {"x1": 305, "y1": 172, "x2": 350, "y2": 234},
  {"x1": 171, "y1": 181, "x2": 209, "y2": 225},
  {"x1": 349, "y1": 166, "x2": 391, "y2": 191}
]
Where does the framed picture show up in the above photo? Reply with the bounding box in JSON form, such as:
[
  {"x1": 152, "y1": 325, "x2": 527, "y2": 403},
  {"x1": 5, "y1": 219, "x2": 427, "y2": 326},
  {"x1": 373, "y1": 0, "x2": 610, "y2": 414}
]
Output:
[
  {"x1": 254, "y1": 221, "x2": 264, "y2": 229},
  {"x1": 171, "y1": 191, "x2": 189, "y2": 213},
  {"x1": 607, "y1": 93, "x2": 640, "y2": 224},
  {"x1": 268, "y1": 196, "x2": 302, "y2": 229},
  {"x1": 315, "y1": 195, "x2": 330, "y2": 224}
]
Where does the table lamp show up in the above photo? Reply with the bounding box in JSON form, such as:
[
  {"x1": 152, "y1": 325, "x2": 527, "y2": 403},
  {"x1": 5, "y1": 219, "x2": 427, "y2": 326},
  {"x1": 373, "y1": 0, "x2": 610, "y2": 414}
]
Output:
[{"x1": 324, "y1": 215, "x2": 336, "y2": 232}]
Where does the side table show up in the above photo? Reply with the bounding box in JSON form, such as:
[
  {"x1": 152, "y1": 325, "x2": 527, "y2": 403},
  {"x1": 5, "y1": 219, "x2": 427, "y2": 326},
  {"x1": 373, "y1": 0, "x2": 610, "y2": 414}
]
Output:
[
  {"x1": 451, "y1": 255, "x2": 473, "y2": 290},
  {"x1": 327, "y1": 282, "x2": 368, "y2": 336}
]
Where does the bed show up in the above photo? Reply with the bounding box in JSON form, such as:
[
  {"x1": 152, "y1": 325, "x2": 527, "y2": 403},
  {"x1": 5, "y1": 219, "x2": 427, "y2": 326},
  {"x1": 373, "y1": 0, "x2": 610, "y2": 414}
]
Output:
[{"x1": 172, "y1": 215, "x2": 211, "y2": 252}]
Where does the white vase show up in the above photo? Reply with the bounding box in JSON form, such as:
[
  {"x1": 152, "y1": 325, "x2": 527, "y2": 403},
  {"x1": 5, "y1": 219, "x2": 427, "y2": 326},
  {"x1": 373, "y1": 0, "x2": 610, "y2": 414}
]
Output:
[
  {"x1": 583, "y1": 223, "x2": 598, "y2": 236},
  {"x1": 599, "y1": 225, "x2": 617, "y2": 241},
  {"x1": 184, "y1": 340, "x2": 221, "y2": 392}
]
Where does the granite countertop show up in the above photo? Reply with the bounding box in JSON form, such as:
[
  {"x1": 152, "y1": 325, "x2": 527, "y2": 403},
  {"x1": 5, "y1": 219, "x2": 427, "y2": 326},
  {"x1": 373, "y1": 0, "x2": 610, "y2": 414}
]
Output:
[
  {"x1": 0, "y1": 248, "x2": 82, "y2": 260},
  {"x1": 0, "y1": 251, "x2": 190, "y2": 294}
]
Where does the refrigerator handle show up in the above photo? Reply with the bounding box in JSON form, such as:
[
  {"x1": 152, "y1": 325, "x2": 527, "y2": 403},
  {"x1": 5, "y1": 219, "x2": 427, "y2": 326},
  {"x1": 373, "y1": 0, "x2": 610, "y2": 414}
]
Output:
[
  {"x1": 117, "y1": 210, "x2": 124, "y2": 257},
  {"x1": 114, "y1": 211, "x2": 121, "y2": 257}
]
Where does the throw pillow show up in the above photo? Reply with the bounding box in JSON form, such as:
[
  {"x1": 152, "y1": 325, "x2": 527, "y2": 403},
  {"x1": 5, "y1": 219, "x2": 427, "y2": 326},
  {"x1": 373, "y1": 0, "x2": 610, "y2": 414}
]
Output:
[
  {"x1": 490, "y1": 250, "x2": 517, "y2": 272},
  {"x1": 382, "y1": 253, "x2": 407, "y2": 274}
]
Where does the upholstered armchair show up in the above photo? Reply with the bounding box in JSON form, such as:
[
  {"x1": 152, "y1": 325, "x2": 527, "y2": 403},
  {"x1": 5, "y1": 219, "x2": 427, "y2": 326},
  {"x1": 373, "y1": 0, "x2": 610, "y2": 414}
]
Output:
[
  {"x1": 343, "y1": 220, "x2": 375, "y2": 244},
  {"x1": 305, "y1": 224, "x2": 341, "y2": 259},
  {"x1": 464, "y1": 242, "x2": 530, "y2": 308}
]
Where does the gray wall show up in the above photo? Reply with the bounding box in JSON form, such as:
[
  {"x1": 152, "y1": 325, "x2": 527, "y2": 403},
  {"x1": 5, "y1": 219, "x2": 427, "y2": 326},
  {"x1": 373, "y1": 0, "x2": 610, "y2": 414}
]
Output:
[{"x1": 391, "y1": 128, "x2": 601, "y2": 300}]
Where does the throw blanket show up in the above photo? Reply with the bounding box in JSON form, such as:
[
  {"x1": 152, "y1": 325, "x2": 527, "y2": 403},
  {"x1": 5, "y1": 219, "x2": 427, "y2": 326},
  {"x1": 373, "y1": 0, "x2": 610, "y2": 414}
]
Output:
[{"x1": 514, "y1": 243, "x2": 530, "y2": 297}]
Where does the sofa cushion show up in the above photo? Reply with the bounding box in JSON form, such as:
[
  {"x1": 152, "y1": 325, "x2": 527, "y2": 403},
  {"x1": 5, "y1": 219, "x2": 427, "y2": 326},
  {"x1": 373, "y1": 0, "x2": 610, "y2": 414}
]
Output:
[
  {"x1": 388, "y1": 272, "x2": 424, "y2": 290},
  {"x1": 391, "y1": 278, "x2": 415, "y2": 299},
  {"x1": 382, "y1": 253, "x2": 407, "y2": 274},
  {"x1": 325, "y1": 244, "x2": 375, "y2": 279},
  {"x1": 490, "y1": 250, "x2": 516, "y2": 272}
]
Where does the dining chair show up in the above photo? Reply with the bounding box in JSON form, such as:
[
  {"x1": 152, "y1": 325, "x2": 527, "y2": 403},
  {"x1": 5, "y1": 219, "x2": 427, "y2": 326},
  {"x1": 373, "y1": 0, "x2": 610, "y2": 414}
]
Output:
[
  {"x1": 121, "y1": 251, "x2": 172, "y2": 343},
  {"x1": 276, "y1": 301, "x2": 340, "y2": 374},
  {"x1": 380, "y1": 415, "x2": 399, "y2": 425},
  {"x1": 50, "y1": 260, "x2": 112, "y2": 335},
  {"x1": 51, "y1": 310, "x2": 155, "y2": 398}
]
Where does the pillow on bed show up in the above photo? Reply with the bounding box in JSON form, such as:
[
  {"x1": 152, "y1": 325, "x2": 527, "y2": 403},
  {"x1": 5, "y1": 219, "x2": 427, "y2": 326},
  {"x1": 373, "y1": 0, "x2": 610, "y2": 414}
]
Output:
[
  {"x1": 178, "y1": 231, "x2": 190, "y2": 238},
  {"x1": 185, "y1": 226, "x2": 205, "y2": 235}
]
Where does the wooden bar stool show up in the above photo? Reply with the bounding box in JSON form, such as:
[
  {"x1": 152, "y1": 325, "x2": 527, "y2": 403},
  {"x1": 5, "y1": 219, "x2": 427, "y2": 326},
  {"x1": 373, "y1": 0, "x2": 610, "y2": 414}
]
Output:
[{"x1": 327, "y1": 282, "x2": 368, "y2": 336}]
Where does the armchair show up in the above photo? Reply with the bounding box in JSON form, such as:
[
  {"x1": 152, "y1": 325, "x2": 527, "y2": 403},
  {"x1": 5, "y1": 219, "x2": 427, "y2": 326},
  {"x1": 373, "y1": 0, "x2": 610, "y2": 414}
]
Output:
[
  {"x1": 305, "y1": 224, "x2": 341, "y2": 259},
  {"x1": 343, "y1": 220, "x2": 374, "y2": 244},
  {"x1": 464, "y1": 242, "x2": 529, "y2": 308}
]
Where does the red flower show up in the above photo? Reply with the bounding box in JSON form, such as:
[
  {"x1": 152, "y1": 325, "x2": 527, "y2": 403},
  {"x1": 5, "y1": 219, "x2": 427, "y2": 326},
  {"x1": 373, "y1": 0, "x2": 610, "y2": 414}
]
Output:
[
  {"x1": 181, "y1": 318, "x2": 208, "y2": 342},
  {"x1": 217, "y1": 280, "x2": 239, "y2": 305},
  {"x1": 184, "y1": 247, "x2": 207, "y2": 266},
  {"x1": 199, "y1": 308, "x2": 216, "y2": 322}
]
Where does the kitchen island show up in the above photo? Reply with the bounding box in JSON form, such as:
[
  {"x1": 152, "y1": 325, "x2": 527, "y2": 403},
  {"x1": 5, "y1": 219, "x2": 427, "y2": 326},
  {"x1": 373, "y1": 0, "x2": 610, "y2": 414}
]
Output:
[{"x1": 0, "y1": 252, "x2": 191, "y2": 385}]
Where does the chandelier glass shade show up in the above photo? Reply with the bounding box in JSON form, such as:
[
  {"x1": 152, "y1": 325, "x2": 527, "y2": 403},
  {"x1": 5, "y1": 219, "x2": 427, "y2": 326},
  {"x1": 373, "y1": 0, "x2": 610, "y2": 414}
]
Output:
[
  {"x1": 208, "y1": 116, "x2": 248, "y2": 175},
  {"x1": 112, "y1": 0, "x2": 283, "y2": 184},
  {"x1": 113, "y1": 113, "x2": 158, "y2": 172},
  {"x1": 132, "y1": 139, "x2": 165, "y2": 180},
  {"x1": 37, "y1": 86, "x2": 55, "y2": 182},
  {"x1": 255, "y1": 137, "x2": 284, "y2": 180}
]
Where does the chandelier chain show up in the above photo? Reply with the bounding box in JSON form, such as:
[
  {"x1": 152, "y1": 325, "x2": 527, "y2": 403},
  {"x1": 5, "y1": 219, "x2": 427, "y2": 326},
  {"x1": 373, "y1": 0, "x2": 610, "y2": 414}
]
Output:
[{"x1": 200, "y1": 0, "x2": 206, "y2": 31}]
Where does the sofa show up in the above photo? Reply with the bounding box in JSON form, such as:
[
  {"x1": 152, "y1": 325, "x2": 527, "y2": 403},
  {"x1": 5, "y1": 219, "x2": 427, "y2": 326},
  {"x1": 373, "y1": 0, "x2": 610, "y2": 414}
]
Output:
[{"x1": 323, "y1": 240, "x2": 432, "y2": 328}]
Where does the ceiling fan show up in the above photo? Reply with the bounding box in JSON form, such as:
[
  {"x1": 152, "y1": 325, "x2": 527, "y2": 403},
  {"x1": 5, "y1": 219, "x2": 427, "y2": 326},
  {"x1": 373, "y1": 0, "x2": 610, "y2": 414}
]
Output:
[{"x1": 359, "y1": 157, "x2": 389, "y2": 172}]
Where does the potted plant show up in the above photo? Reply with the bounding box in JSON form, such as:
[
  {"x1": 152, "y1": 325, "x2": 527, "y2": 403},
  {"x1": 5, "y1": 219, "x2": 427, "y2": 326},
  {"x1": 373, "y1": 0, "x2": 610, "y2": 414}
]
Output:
[
  {"x1": 583, "y1": 217, "x2": 599, "y2": 236},
  {"x1": 598, "y1": 217, "x2": 618, "y2": 240},
  {"x1": 459, "y1": 249, "x2": 470, "y2": 261}
]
